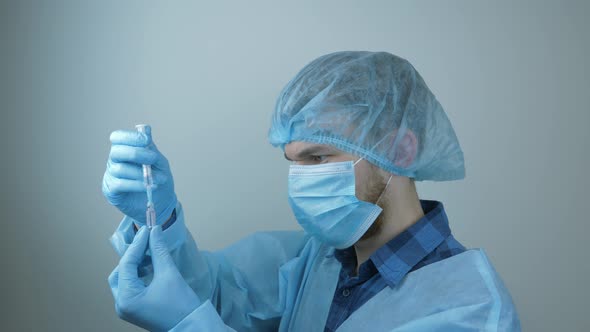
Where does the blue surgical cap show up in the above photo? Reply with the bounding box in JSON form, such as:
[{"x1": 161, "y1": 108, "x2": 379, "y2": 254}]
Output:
[{"x1": 268, "y1": 51, "x2": 465, "y2": 181}]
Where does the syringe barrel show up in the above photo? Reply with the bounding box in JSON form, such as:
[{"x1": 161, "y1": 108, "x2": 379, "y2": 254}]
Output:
[
  {"x1": 146, "y1": 204, "x2": 157, "y2": 228},
  {"x1": 136, "y1": 124, "x2": 157, "y2": 227}
]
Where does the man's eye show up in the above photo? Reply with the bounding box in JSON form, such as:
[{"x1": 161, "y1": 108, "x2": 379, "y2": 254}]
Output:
[{"x1": 311, "y1": 155, "x2": 327, "y2": 162}]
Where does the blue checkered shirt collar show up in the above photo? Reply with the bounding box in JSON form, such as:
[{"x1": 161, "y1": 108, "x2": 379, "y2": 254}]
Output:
[{"x1": 334, "y1": 200, "x2": 451, "y2": 289}]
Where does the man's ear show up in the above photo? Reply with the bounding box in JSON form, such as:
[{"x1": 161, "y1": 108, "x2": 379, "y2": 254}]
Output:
[{"x1": 393, "y1": 129, "x2": 418, "y2": 168}]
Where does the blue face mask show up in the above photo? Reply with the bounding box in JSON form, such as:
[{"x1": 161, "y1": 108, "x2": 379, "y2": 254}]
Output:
[{"x1": 288, "y1": 158, "x2": 386, "y2": 249}]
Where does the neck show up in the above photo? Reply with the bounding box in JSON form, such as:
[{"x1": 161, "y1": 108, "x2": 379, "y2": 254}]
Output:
[{"x1": 353, "y1": 182, "x2": 424, "y2": 273}]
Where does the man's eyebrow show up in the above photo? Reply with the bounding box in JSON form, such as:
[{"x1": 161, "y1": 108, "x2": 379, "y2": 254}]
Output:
[{"x1": 284, "y1": 146, "x2": 333, "y2": 161}]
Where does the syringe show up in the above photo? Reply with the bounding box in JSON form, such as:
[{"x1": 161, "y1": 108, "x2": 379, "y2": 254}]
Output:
[{"x1": 136, "y1": 124, "x2": 157, "y2": 228}]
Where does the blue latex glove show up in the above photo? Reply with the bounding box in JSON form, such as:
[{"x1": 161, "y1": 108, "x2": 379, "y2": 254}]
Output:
[
  {"x1": 109, "y1": 226, "x2": 201, "y2": 331},
  {"x1": 102, "y1": 126, "x2": 177, "y2": 225}
]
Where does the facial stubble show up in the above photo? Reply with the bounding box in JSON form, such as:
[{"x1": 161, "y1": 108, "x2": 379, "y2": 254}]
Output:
[{"x1": 358, "y1": 168, "x2": 389, "y2": 241}]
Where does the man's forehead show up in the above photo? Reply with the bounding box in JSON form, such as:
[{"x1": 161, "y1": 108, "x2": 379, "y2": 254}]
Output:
[
  {"x1": 287, "y1": 141, "x2": 335, "y2": 151},
  {"x1": 284, "y1": 141, "x2": 343, "y2": 160}
]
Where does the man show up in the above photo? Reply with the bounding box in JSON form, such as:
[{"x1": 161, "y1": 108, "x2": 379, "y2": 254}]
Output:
[{"x1": 103, "y1": 51, "x2": 521, "y2": 331}]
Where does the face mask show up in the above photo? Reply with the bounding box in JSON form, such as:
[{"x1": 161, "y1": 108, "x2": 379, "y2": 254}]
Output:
[{"x1": 288, "y1": 158, "x2": 389, "y2": 249}]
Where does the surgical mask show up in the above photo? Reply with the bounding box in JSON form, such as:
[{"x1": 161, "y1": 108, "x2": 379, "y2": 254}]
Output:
[{"x1": 288, "y1": 158, "x2": 390, "y2": 249}]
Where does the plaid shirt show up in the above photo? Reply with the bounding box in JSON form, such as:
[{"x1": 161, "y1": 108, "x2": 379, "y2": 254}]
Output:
[{"x1": 324, "y1": 200, "x2": 466, "y2": 332}]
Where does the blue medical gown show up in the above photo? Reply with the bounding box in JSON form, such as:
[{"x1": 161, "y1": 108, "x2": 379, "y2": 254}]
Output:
[{"x1": 109, "y1": 203, "x2": 521, "y2": 331}]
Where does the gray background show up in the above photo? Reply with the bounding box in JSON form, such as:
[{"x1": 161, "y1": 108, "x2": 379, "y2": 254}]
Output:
[{"x1": 1, "y1": 0, "x2": 588, "y2": 331}]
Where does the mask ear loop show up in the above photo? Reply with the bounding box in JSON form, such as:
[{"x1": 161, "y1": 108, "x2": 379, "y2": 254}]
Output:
[
  {"x1": 353, "y1": 157, "x2": 364, "y2": 166},
  {"x1": 375, "y1": 175, "x2": 393, "y2": 205}
]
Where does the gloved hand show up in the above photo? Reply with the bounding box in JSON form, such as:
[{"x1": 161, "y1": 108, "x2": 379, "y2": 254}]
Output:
[
  {"x1": 102, "y1": 126, "x2": 177, "y2": 225},
  {"x1": 109, "y1": 226, "x2": 201, "y2": 331}
]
